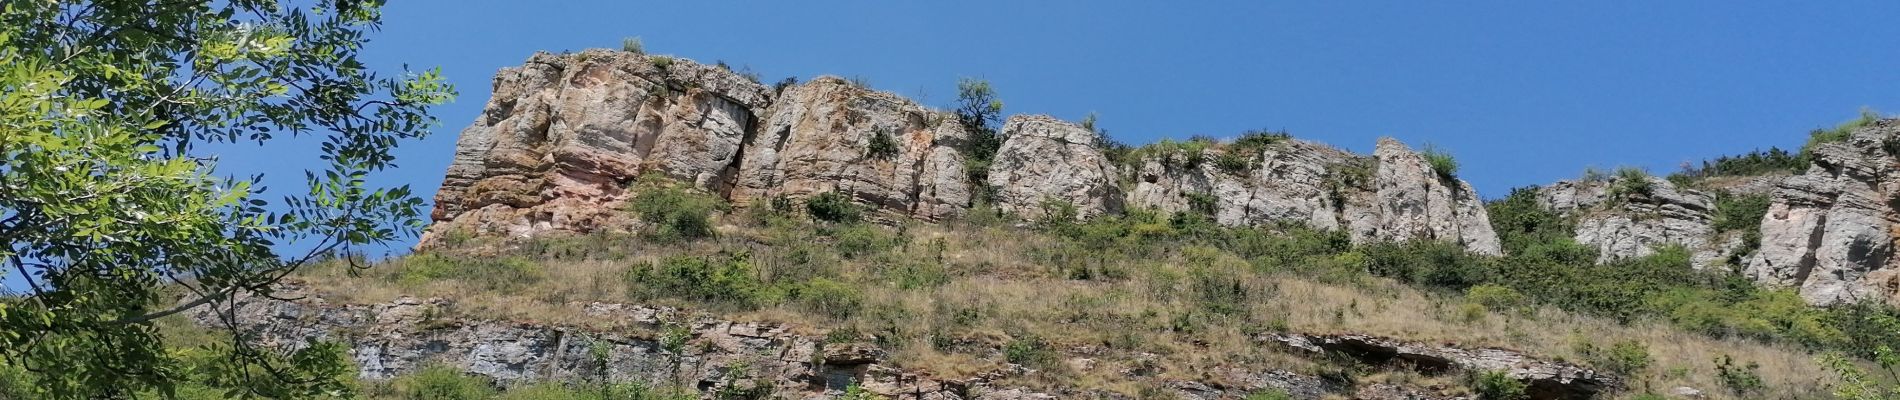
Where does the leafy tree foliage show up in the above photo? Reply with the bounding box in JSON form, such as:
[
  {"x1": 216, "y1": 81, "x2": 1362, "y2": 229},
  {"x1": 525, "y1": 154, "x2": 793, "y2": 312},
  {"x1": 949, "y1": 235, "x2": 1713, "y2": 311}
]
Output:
[
  {"x1": 0, "y1": 1, "x2": 453, "y2": 398},
  {"x1": 953, "y1": 78, "x2": 1004, "y2": 200}
]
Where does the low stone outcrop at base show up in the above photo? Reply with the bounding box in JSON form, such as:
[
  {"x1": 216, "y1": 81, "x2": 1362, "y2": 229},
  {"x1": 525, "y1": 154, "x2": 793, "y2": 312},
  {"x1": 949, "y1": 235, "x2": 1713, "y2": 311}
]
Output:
[{"x1": 1267, "y1": 333, "x2": 1617, "y2": 400}]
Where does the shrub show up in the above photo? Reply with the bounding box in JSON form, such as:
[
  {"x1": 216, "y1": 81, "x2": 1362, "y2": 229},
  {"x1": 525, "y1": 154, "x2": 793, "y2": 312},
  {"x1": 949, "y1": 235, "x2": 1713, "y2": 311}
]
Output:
[
  {"x1": 805, "y1": 191, "x2": 864, "y2": 224},
  {"x1": 1466, "y1": 284, "x2": 1529, "y2": 313},
  {"x1": 1468, "y1": 370, "x2": 1527, "y2": 400},
  {"x1": 1422, "y1": 144, "x2": 1459, "y2": 182},
  {"x1": 626, "y1": 253, "x2": 769, "y2": 308},
  {"x1": 649, "y1": 56, "x2": 674, "y2": 70},
  {"x1": 1594, "y1": 340, "x2": 1652, "y2": 375},
  {"x1": 391, "y1": 365, "x2": 495, "y2": 400},
  {"x1": 621, "y1": 36, "x2": 644, "y2": 54},
  {"x1": 628, "y1": 176, "x2": 726, "y2": 242},
  {"x1": 1003, "y1": 334, "x2": 1059, "y2": 369},
  {"x1": 1714, "y1": 355, "x2": 1765, "y2": 396},
  {"x1": 829, "y1": 223, "x2": 898, "y2": 259},
  {"x1": 865, "y1": 131, "x2": 899, "y2": 160},
  {"x1": 1243, "y1": 389, "x2": 1294, "y2": 400},
  {"x1": 773, "y1": 76, "x2": 799, "y2": 93},
  {"x1": 1610, "y1": 167, "x2": 1654, "y2": 198},
  {"x1": 795, "y1": 278, "x2": 864, "y2": 319}
]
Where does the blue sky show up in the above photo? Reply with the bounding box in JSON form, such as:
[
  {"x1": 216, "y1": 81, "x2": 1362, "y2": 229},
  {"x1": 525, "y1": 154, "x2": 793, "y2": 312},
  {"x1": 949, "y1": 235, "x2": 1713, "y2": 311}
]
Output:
[{"x1": 8, "y1": 2, "x2": 1900, "y2": 290}]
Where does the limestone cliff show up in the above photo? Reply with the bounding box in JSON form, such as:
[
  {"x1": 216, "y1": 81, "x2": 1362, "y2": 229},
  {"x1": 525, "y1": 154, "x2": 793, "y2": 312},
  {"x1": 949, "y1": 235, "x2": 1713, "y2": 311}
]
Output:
[
  {"x1": 425, "y1": 50, "x2": 771, "y2": 242},
  {"x1": 1535, "y1": 176, "x2": 1740, "y2": 268},
  {"x1": 421, "y1": 51, "x2": 1504, "y2": 253},
  {"x1": 1747, "y1": 119, "x2": 1900, "y2": 305},
  {"x1": 1122, "y1": 137, "x2": 1501, "y2": 255}
]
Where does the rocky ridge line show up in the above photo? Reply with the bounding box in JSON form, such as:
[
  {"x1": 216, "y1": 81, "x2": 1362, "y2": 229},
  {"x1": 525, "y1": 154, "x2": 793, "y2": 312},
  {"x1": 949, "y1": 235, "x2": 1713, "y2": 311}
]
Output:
[{"x1": 422, "y1": 49, "x2": 1502, "y2": 255}]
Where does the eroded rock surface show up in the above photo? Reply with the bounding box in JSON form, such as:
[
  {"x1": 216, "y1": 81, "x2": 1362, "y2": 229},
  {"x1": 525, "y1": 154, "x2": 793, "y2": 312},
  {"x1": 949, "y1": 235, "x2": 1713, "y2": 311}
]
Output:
[
  {"x1": 1267, "y1": 333, "x2": 1617, "y2": 400},
  {"x1": 987, "y1": 115, "x2": 1125, "y2": 219},
  {"x1": 424, "y1": 50, "x2": 772, "y2": 243},
  {"x1": 1536, "y1": 176, "x2": 1738, "y2": 267},
  {"x1": 1747, "y1": 119, "x2": 1900, "y2": 305},
  {"x1": 733, "y1": 76, "x2": 971, "y2": 221},
  {"x1": 1121, "y1": 138, "x2": 1501, "y2": 254}
]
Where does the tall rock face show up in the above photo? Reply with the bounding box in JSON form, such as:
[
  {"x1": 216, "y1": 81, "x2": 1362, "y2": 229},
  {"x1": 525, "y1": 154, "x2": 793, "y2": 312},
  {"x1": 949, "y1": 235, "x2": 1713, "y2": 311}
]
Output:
[
  {"x1": 1125, "y1": 139, "x2": 1369, "y2": 232},
  {"x1": 1121, "y1": 137, "x2": 1501, "y2": 255},
  {"x1": 987, "y1": 115, "x2": 1125, "y2": 219},
  {"x1": 1367, "y1": 138, "x2": 1503, "y2": 255},
  {"x1": 423, "y1": 51, "x2": 1502, "y2": 255},
  {"x1": 1747, "y1": 119, "x2": 1900, "y2": 305},
  {"x1": 1536, "y1": 177, "x2": 1738, "y2": 268},
  {"x1": 733, "y1": 77, "x2": 971, "y2": 221},
  {"x1": 425, "y1": 50, "x2": 771, "y2": 242}
]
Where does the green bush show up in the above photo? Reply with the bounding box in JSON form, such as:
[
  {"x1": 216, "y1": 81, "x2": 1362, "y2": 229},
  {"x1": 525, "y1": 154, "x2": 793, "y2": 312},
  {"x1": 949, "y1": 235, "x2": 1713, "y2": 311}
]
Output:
[
  {"x1": 626, "y1": 253, "x2": 770, "y2": 308},
  {"x1": 1243, "y1": 389, "x2": 1294, "y2": 400},
  {"x1": 829, "y1": 223, "x2": 898, "y2": 259},
  {"x1": 1714, "y1": 355, "x2": 1765, "y2": 396},
  {"x1": 390, "y1": 365, "x2": 496, "y2": 400},
  {"x1": 1003, "y1": 334, "x2": 1059, "y2": 369},
  {"x1": 1610, "y1": 167, "x2": 1654, "y2": 198},
  {"x1": 1797, "y1": 108, "x2": 1883, "y2": 171},
  {"x1": 1468, "y1": 371, "x2": 1527, "y2": 400},
  {"x1": 865, "y1": 132, "x2": 899, "y2": 160},
  {"x1": 1422, "y1": 144, "x2": 1459, "y2": 182},
  {"x1": 627, "y1": 176, "x2": 726, "y2": 242},
  {"x1": 1466, "y1": 284, "x2": 1529, "y2": 313},
  {"x1": 795, "y1": 278, "x2": 864, "y2": 319},
  {"x1": 805, "y1": 191, "x2": 864, "y2": 224},
  {"x1": 1579, "y1": 340, "x2": 1651, "y2": 376},
  {"x1": 621, "y1": 37, "x2": 644, "y2": 54}
]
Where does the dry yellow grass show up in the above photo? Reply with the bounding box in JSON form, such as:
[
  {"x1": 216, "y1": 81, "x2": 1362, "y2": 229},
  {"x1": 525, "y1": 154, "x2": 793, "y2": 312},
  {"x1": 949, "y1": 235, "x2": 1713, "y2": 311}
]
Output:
[{"x1": 297, "y1": 214, "x2": 1847, "y2": 399}]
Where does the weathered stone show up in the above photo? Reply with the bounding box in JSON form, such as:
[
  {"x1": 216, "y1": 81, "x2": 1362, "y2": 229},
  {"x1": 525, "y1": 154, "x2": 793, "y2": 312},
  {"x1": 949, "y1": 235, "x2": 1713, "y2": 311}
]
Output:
[
  {"x1": 1536, "y1": 176, "x2": 1738, "y2": 268},
  {"x1": 1268, "y1": 332, "x2": 1615, "y2": 400},
  {"x1": 1747, "y1": 119, "x2": 1900, "y2": 305},
  {"x1": 733, "y1": 76, "x2": 971, "y2": 221},
  {"x1": 987, "y1": 115, "x2": 1124, "y2": 219},
  {"x1": 1362, "y1": 138, "x2": 1502, "y2": 255},
  {"x1": 422, "y1": 50, "x2": 771, "y2": 244}
]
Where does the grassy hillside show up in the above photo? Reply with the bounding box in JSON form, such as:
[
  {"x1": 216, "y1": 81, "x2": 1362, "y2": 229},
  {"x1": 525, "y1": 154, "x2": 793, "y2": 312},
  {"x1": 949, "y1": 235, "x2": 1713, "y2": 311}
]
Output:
[{"x1": 271, "y1": 178, "x2": 1900, "y2": 399}]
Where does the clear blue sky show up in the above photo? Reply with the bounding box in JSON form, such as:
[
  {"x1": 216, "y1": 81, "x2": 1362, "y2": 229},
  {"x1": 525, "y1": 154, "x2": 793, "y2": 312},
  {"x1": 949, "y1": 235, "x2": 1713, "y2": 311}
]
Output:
[{"x1": 8, "y1": 2, "x2": 1900, "y2": 291}]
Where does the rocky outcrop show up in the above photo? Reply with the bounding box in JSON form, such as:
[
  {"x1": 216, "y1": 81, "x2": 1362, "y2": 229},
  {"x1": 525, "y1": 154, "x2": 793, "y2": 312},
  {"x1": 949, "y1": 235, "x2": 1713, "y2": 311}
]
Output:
[
  {"x1": 1124, "y1": 137, "x2": 1501, "y2": 255},
  {"x1": 733, "y1": 77, "x2": 972, "y2": 221},
  {"x1": 424, "y1": 50, "x2": 772, "y2": 242},
  {"x1": 205, "y1": 288, "x2": 1481, "y2": 399},
  {"x1": 1747, "y1": 119, "x2": 1900, "y2": 305},
  {"x1": 205, "y1": 288, "x2": 1049, "y2": 399},
  {"x1": 1125, "y1": 139, "x2": 1369, "y2": 232},
  {"x1": 1366, "y1": 138, "x2": 1502, "y2": 255},
  {"x1": 987, "y1": 115, "x2": 1124, "y2": 219},
  {"x1": 423, "y1": 50, "x2": 1501, "y2": 255},
  {"x1": 1267, "y1": 333, "x2": 1618, "y2": 400},
  {"x1": 1536, "y1": 176, "x2": 1738, "y2": 267}
]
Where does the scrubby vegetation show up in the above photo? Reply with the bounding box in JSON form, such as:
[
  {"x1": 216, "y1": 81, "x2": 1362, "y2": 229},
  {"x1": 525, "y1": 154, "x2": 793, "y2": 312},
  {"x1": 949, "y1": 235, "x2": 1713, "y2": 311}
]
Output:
[
  {"x1": 627, "y1": 175, "x2": 727, "y2": 242},
  {"x1": 952, "y1": 78, "x2": 1005, "y2": 201},
  {"x1": 1422, "y1": 144, "x2": 1460, "y2": 182},
  {"x1": 286, "y1": 174, "x2": 1900, "y2": 398}
]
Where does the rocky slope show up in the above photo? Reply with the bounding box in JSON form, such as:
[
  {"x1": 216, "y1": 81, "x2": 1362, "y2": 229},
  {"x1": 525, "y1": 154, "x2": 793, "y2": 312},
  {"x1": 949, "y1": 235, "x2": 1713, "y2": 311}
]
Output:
[
  {"x1": 205, "y1": 284, "x2": 1617, "y2": 400},
  {"x1": 1526, "y1": 119, "x2": 1900, "y2": 305},
  {"x1": 421, "y1": 50, "x2": 1502, "y2": 255},
  {"x1": 1747, "y1": 119, "x2": 1900, "y2": 305}
]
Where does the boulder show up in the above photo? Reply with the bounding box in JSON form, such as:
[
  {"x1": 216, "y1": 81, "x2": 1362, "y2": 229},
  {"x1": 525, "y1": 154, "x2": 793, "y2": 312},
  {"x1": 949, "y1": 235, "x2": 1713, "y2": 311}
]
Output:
[{"x1": 987, "y1": 115, "x2": 1124, "y2": 219}]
